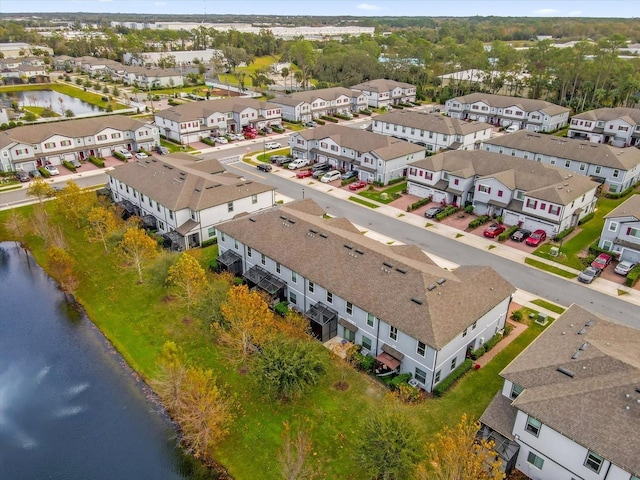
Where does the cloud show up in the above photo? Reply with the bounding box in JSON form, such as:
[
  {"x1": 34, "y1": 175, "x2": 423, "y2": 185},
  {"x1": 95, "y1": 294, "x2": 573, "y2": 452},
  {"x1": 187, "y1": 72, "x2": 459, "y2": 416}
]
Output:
[
  {"x1": 357, "y1": 3, "x2": 382, "y2": 11},
  {"x1": 569, "y1": 10, "x2": 582, "y2": 16},
  {"x1": 533, "y1": 8, "x2": 560, "y2": 15}
]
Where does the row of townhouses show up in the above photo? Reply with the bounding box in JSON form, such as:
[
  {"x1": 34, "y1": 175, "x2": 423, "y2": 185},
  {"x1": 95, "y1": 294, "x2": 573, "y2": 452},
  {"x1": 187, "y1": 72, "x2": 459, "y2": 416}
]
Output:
[
  {"x1": 289, "y1": 124, "x2": 426, "y2": 185},
  {"x1": 370, "y1": 110, "x2": 493, "y2": 152},
  {"x1": 406, "y1": 150, "x2": 599, "y2": 237},
  {"x1": 215, "y1": 199, "x2": 516, "y2": 393},
  {"x1": 153, "y1": 98, "x2": 283, "y2": 144},
  {"x1": 599, "y1": 194, "x2": 640, "y2": 264},
  {"x1": 268, "y1": 87, "x2": 368, "y2": 123},
  {"x1": 0, "y1": 115, "x2": 158, "y2": 173},
  {"x1": 479, "y1": 304, "x2": 640, "y2": 480},
  {"x1": 568, "y1": 107, "x2": 640, "y2": 148},
  {"x1": 350, "y1": 79, "x2": 417, "y2": 108},
  {"x1": 107, "y1": 155, "x2": 275, "y2": 251},
  {"x1": 483, "y1": 130, "x2": 640, "y2": 193}
]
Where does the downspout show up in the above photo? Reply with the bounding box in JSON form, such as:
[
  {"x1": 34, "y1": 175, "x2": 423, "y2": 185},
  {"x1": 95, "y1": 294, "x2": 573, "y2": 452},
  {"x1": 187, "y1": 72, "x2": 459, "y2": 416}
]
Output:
[{"x1": 374, "y1": 316, "x2": 381, "y2": 355}]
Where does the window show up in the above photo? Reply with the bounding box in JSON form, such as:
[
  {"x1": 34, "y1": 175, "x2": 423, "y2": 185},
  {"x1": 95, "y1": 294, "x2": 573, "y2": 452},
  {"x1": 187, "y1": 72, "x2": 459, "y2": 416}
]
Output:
[
  {"x1": 498, "y1": 190, "x2": 503, "y2": 197},
  {"x1": 291, "y1": 271, "x2": 297, "y2": 283},
  {"x1": 472, "y1": 321, "x2": 477, "y2": 330},
  {"x1": 220, "y1": 232, "x2": 225, "y2": 242},
  {"x1": 595, "y1": 166, "x2": 601, "y2": 174},
  {"x1": 346, "y1": 302, "x2": 353, "y2": 315},
  {"x1": 565, "y1": 160, "x2": 571, "y2": 168},
  {"x1": 628, "y1": 227, "x2": 640, "y2": 238},
  {"x1": 169, "y1": 211, "x2": 173, "y2": 220},
  {"x1": 362, "y1": 336, "x2": 372, "y2": 352},
  {"x1": 251, "y1": 194, "x2": 257, "y2": 204},
  {"x1": 326, "y1": 292, "x2": 333, "y2": 304},
  {"x1": 247, "y1": 246, "x2": 252, "y2": 257},
  {"x1": 478, "y1": 184, "x2": 491, "y2": 194},
  {"x1": 584, "y1": 451, "x2": 603, "y2": 473},
  {"x1": 308, "y1": 282, "x2": 314, "y2": 293},
  {"x1": 227, "y1": 201, "x2": 234, "y2": 213},
  {"x1": 417, "y1": 341, "x2": 426, "y2": 356},
  {"x1": 260, "y1": 253, "x2": 266, "y2": 265},
  {"x1": 549, "y1": 205, "x2": 561, "y2": 216},
  {"x1": 510, "y1": 384, "x2": 523, "y2": 399},
  {"x1": 415, "y1": 368, "x2": 427, "y2": 384},
  {"x1": 613, "y1": 169, "x2": 620, "y2": 178},
  {"x1": 434, "y1": 370, "x2": 441, "y2": 383},
  {"x1": 580, "y1": 163, "x2": 586, "y2": 171},
  {"x1": 367, "y1": 313, "x2": 375, "y2": 327},
  {"x1": 450, "y1": 357, "x2": 457, "y2": 370},
  {"x1": 525, "y1": 416, "x2": 541, "y2": 436},
  {"x1": 462, "y1": 328, "x2": 468, "y2": 338},
  {"x1": 454, "y1": 178, "x2": 459, "y2": 186},
  {"x1": 289, "y1": 291, "x2": 297, "y2": 304},
  {"x1": 44, "y1": 142, "x2": 56, "y2": 149},
  {"x1": 60, "y1": 140, "x2": 72, "y2": 147},
  {"x1": 276, "y1": 262, "x2": 281, "y2": 274},
  {"x1": 526, "y1": 199, "x2": 537, "y2": 209},
  {"x1": 608, "y1": 221, "x2": 618, "y2": 232},
  {"x1": 234, "y1": 239, "x2": 239, "y2": 250},
  {"x1": 527, "y1": 452, "x2": 544, "y2": 470},
  {"x1": 389, "y1": 326, "x2": 398, "y2": 341}
]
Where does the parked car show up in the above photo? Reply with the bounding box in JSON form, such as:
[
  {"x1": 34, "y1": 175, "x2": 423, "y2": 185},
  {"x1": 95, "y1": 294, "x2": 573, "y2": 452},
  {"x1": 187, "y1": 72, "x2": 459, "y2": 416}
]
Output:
[
  {"x1": 483, "y1": 223, "x2": 506, "y2": 238},
  {"x1": 29, "y1": 169, "x2": 42, "y2": 178},
  {"x1": 296, "y1": 170, "x2": 313, "y2": 179},
  {"x1": 591, "y1": 253, "x2": 613, "y2": 271},
  {"x1": 424, "y1": 206, "x2": 445, "y2": 219},
  {"x1": 321, "y1": 170, "x2": 342, "y2": 183},
  {"x1": 260, "y1": 126, "x2": 273, "y2": 134},
  {"x1": 15, "y1": 171, "x2": 30, "y2": 182},
  {"x1": 155, "y1": 145, "x2": 169, "y2": 155},
  {"x1": 511, "y1": 228, "x2": 531, "y2": 242},
  {"x1": 269, "y1": 155, "x2": 288, "y2": 164},
  {"x1": 525, "y1": 229, "x2": 547, "y2": 246},
  {"x1": 213, "y1": 136, "x2": 228, "y2": 144},
  {"x1": 44, "y1": 164, "x2": 60, "y2": 176},
  {"x1": 134, "y1": 152, "x2": 148, "y2": 160},
  {"x1": 117, "y1": 149, "x2": 133, "y2": 159},
  {"x1": 304, "y1": 121, "x2": 317, "y2": 128},
  {"x1": 342, "y1": 170, "x2": 358, "y2": 180},
  {"x1": 265, "y1": 142, "x2": 281, "y2": 150},
  {"x1": 68, "y1": 158, "x2": 82, "y2": 168},
  {"x1": 614, "y1": 260, "x2": 637, "y2": 276},
  {"x1": 256, "y1": 163, "x2": 272, "y2": 172},
  {"x1": 505, "y1": 125, "x2": 520, "y2": 133},
  {"x1": 243, "y1": 132, "x2": 257, "y2": 139},
  {"x1": 311, "y1": 163, "x2": 331, "y2": 179},
  {"x1": 348, "y1": 180, "x2": 367, "y2": 191},
  {"x1": 578, "y1": 266, "x2": 601, "y2": 284},
  {"x1": 288, "y1": 158, "x2": 310, "y2": 170}
]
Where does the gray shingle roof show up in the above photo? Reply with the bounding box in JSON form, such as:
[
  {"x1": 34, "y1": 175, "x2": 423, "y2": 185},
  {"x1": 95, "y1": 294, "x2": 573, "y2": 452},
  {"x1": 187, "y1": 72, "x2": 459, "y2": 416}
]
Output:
[
  {"x1": 451, "y1": 92, "x2": 569, "y2": 116},
  {"x1": 269, "y1": 87, "x2": 357, "y2": 107},
  {"x1": 501, "y1": 304, "x2": 640, "y2": 475},
  {"x1": 479, "y1": 391, "x2": 518, "y2": 440},
  {"x1": 375, "y1": 110, "x2": 492, "y2": 135},
  {"x1": 154, "y1": 97, "x2": 279, "y2": 123},
  {"x1": 351, "y1": 78, "x2": 415, "y2": 92},
  {"x1": 483, "y1": 130, "x2": 640, "y2": 171},
  {"x1": 409, "y1": 150, "x2": 598, "y2": 205},
  {"x1": 604, "y1": 194, "x2": 640, "y2": 220},
  {"x1": 572, "y1": 107, "x2": 640, "y2": 125},
  {"x1": 107, "y1": 156, "x2": 274, "y2": 212},
  {"x1": 216, "y1": 200, "x2": 515, "y2": 349}
]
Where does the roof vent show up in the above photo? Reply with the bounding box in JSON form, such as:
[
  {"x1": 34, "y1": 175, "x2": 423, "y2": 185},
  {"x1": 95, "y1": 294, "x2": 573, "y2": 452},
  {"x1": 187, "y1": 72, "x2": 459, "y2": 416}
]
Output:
[
  {"x1": 287, "y1": 219, "x2": 296, "y2": 224},
  {"x1": 383, "y1": 262, "x2": 394, "y2": 268},
  {"x1": 437, "y1": 278, "x2": 446, "y2": 285},
  {"x1": 557, "y1": 367, "x2": 575, "y2": 378},
  {"x1": 571, "y1": 351, "x2": 580, "y2": 360},
  {"x1": 636, "y1": 387, "x2": 640, "y2": 394},
  {"x1": 355, "y1": 249, "x2": 364, "y2": 255},
  {"x1": 249, "y1": 218, "x2": 256, "y2": 223},
  {"x1": 411, "y1": 298, "x2": 423, "y2": 305},
  {"x1": 344, "y1": 244, "x2": 353, "y2": 250},
  {"x1": 319, "y1": 233, "x2": 328, "y2": 239},
  {"x1": 577, "y1": 327, "x2": 587, "y2": 335},
  {"x1": 579, "y1": 342, "x2": 588, "y2": 350},
  {"x1": 427, "y1": 284, "x2": 437, "y2": 291},
  {"x1": 309, "y1": 229, "x2": 318, "y2": 234},
  {"x1": 585, "y1": 319, "x2": 594, "y2": 327},
  {"x1": 280, "y1": 215, "x2": 287, "y2": 220},
  {"x1": 395, "y1": 267, "x2": 407, "y2": 274}
]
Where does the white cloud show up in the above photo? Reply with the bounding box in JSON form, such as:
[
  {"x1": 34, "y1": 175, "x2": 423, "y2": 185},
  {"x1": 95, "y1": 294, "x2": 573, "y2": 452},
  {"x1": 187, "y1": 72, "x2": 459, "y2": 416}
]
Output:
[
  {"x1": 533, "y1": 8, "x2": 561, "y2": 15},
  {"x1": 357, "y1": 3, "x2": 382, "y2": 11}
]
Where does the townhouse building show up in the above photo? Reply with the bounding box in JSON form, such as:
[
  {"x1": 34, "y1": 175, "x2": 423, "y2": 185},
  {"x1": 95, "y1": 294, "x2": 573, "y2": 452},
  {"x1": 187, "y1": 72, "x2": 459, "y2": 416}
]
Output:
[
  {"x1": 116, "y1": 65, "x2": 184, "y2": 89},
  {"x1": 370, "y1": 110, "x2": 492, "y2": 153},
  {"x1": 107, "y1": 155, "x2": 275, "y2": 251},
  {"x1": 482, "y1": 130, "x2": 640, "y2": 194},
  {"x1": 289, "y1": 124, "x2": 426, "y2": 185},
  {"x1": 154, "y1": 98, "x2": 282, "y2": 144},
  {"x1": 598, "y1": 194, "x2": 640, "y2": 264},
  {"x1": 479, "y1": 304, "x2": 640, "y2": 480},
  {"x1": 268, "y1": 87, "x2": 368, "y2": 122},
  {"x1": 215, "y1": 200, "x2": 515, "y2": 393},
  {"x1": 445, "y1": 92, "x2": 570, "y2": 132},
  {"x1": 0, "y1": 115, "x2": 158, "y2": 173},
  {"x1": 406, "y1": 150, "x2": 599, "y2": 237},
  {"x1": 568, "y1": 107, "x2": 640, "y2": 147},
  {"x1": 350, "y1": 79, "x2": 417, "y2": 109}
]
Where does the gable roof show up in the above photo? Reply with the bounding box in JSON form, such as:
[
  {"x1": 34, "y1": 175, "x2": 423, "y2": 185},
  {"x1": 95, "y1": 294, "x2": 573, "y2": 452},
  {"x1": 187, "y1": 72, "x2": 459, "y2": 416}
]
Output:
[
  {"x1": 350, "y1": 78, "x2": 415, "y2": 92},
  {"x1": 270, "y1": 86, "x2": 358, "y2": 107},
  {"x1": 409, "y1": 150, "x2": 598, "y2": 205},
  {"x1": 501, "y1": 304, "x2": 640, "y2": 475},
  {"x1": 296, "y1": 123, "x2": 425, "y2": 161},
  {"x1": 216, "y1": 200, "x2": 515, "y2": 349},
  {"x1": 375, "y1": 110, "x2": 492, "y2": 135},
  {"x1": 154, "y1": 97, "x2": 279, "y2": 123},
  {"x1": 605, "y1": 194, "x2": 640, "y2": 220},
  {"x1": 107, "y1": 156, "x2": 274, "y2": 212},
  {"x1": 450, "y1": 92, "x2": 569, "y2": 116},
  {"x1": 572, "y1": 107, "x2": 640, "y2": 125},
  {"x1": 483, "y1": 130, "x2": 640, "y2": 171}
]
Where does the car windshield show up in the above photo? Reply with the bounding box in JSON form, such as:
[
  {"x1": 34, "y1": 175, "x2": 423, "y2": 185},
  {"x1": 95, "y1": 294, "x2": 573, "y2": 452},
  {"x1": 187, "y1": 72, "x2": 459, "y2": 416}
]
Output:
[{"x1": 531, "y1": 232, "x2": 542, "y2": 238}]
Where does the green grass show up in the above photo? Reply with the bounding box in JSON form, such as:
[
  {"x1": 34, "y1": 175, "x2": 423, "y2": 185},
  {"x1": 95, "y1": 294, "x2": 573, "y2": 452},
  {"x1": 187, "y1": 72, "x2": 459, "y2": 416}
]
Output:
[
  {"x1": 530, "y1": 299, "x2": 566, "y2": 314},
  {"x1": 349, "y1": 196, "x2": 380, "y2": 208},
  {"x1": 525, "y1": 258, "x2": 577, "y2": 279},
  {"x1": 0, "y1": 184, "x2": 23, "y2": 192},
  {"x1": 0, "y1": 82, "x2": 128, "y2": 111},
  {"x1": 358, "y1": 182, "x2": 406, "y2": 204}
]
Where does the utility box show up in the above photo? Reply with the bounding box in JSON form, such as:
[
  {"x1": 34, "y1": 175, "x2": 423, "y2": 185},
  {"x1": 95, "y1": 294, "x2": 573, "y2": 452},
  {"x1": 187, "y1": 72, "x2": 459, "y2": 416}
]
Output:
[{"x1": 549, "y1": 246, "x2": 559, "y2": 257}]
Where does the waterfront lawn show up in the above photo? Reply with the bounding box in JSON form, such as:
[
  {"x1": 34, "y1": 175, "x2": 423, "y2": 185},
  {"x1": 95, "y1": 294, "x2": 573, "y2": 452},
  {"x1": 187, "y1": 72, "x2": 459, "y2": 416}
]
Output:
[{"x1": 0, "y1": 82, "x2": 128, "y2": 111}]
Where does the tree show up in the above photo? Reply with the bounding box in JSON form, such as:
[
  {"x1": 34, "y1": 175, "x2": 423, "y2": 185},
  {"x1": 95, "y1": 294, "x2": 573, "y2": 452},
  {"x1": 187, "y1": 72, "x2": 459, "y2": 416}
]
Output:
[
  {"x1": 26, "y1": 178, "x2": 55, "y2": 204},
  {"x1": 56, "y1": 180, "x2": 95, "y2": 228},
  {"x1": 46, "y1": 245, "x2": 78, "y2": 292},
  {"x1": 165, "y1": 252, "x2": 207, "y2": 314},
  {"x1": 254, "y1": 336, "x2": 327, "y2": 402},
  {"x1": 152, "y1": 341, "x2": 188, "y2": 414},
  {"x1": 288, "y1": 40, "x2": 316, "y2": 90},
  {"x1": 218, "y1": 284, "x2": 277, "y2": 357},
  {"x1": 117, "y1": 227, "x2": 158, "y2": 283},
  {"x1": 279, "y1": 421, "x2": 316, "y2": 480},
  {"x1": 86, "y1": 205, "x2": 119, "y2": 252},
  {"x1": 354, "y1": 408, "x2": 423, "y2": 480},
  {"x1": 418, "y1": 413, "x2": 504, "y2": 480}
]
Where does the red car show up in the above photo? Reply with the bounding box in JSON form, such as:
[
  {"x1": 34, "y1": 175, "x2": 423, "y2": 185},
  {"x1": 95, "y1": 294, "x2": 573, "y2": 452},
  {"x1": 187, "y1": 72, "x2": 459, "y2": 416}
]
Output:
[
  {"x1": 348, "y1": 180, "x2": 367, "y2": 191},
  {"x1": 591, "y1": 253, "x2": 613, "y2": 271},
  {"x1": 525, "y1": 229, "x2": 547, "y2": 247},
  {"x1": 483, "y1": 223, "x2": 506, "y2": 238},
  {"x1": 296, "y1": 170, "x2": 313, "y2": 178},
  {"x1": 243, "y1": 132, "x2": 256, "y2": 139}
]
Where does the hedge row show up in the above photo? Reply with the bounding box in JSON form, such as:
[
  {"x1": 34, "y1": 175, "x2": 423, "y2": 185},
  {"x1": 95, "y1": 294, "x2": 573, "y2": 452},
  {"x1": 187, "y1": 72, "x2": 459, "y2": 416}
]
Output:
[
  {"x1": 469, "y1": 215, "x2": 491, "y2": 229},
  {"x1": 553, "y1": 226, "x2": 575, "y2": 242},
  {"x1": 578, "y1": 212, "x2": 595, "y2": 225},
  {"x1": 469, "y1": 332, "x2": 504, "y2": 360},
  {"x1": 625, "y1": 266, "x2": 640, "y2": 287},
  {"x1": 113, "y1": 151, "x2": 128, "y2": 162},
  {"x1": 201, "y1": 237, "x2": 217, "y2": 248},
  {"x1": 62, "y1": 160, "x2": 77, "y2": 172},
  {"x1": 38, "y1": 167, "x2": 51, "y2": 178},
  {"x1": 389, "y1": 373, "x2": 412, "y2": 390},
  {"x1": 433, "y1": 359, "x2": 473, "y2": 397},
  {"x1": 201, "y1": 137, "x2": 216, "y2": 146},
  {"x1": 407, "y1": 197, "x2": 431, "y2": 212},
  {"x1": 435, "y1": 206, "x2": 459, "y2": 221},
  {"x1": 359, "y1": 109, "x2": 372, "y2": 116},
  {"x1": 588, "y1": 240, "x2": 611, "y2": 257},
  {"x1": 498, "y1": 225, "x2": 519, "y2": 242},
  {"x1": 320, "y1": 115, "x2": 339, "y2": 123},
  {"x1": 603, "y1": 183, "x2": 637, "y2": 199},
  {"x1": 88, "y1": 156, "x2": 105, "y2": 168}
]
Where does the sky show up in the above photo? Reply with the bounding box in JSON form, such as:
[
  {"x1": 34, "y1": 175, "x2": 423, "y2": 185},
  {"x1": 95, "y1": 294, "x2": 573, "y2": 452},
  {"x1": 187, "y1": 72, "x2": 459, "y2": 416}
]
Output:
[{"x1": 0, "y1": 0, "x2": 637, "y2": 18}]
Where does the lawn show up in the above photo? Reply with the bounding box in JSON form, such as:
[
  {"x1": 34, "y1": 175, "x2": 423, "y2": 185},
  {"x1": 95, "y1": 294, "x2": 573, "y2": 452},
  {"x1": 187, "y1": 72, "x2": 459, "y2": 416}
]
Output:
[
  {"x1": 349, "y1": 196, "x2": 380, "y2": 208},
  {"x1": 0, "y1": 82, "x2": 128, "y2": 111},
  {"x1": 358, "y1": 181, "x2": 407, "y2": 204},
  {"x1": 0, "y1": 201, "x2": 546, "y2": 479},
  {"x1": 525, "y1": 257, "x2": 577, "y2": 279}
]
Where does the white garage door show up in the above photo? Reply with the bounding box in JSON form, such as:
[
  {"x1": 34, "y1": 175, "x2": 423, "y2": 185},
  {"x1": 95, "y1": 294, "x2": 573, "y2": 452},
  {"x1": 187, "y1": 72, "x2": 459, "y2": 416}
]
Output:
[
  {"x1": 47, "y1": 155, "x2": 61, "y2": 165},
  {"x1": 101, "y1": 147, "x2": 112, "y2": 157}
]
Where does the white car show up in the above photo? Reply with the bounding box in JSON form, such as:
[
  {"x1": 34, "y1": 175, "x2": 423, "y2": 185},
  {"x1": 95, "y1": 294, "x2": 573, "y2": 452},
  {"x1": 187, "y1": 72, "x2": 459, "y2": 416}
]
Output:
[
  {"x1": 214, "y1": 137, "x2": 228, "y2": 144},
  {"x1": 288, "y1": 158, "x2": 310, "y2": 170},
  {"x1": 320, "y1": 170, "x2": 341, "y2": 183},
  {"x1": 44, "y1": 164, "x2": 60, "y2": 176},
  {"x1": 614, "y1": 260, "x2": 637, "y2": 276},
  {"x1": 265, "y1": 142, "x2": 281, "y2": 150},
  {"x1": 134, "y1": 152, "x2": 148, "y2": 159},
  {"x1": 117, "y1": 149, "x2": 133, "y2": 159},
  {"x1": 505, "y1": 125, "x2": 520, "y2": 133}
]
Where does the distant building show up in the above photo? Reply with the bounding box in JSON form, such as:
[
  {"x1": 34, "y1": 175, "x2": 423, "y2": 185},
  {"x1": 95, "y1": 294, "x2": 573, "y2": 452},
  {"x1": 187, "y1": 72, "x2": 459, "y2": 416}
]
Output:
[
  {"x1": 268, "y1": 87, "x2": 367, "y2": 122},
  {"x1": 598, "y1": 195, "x2": 640, "y2": 264},
  {"x1": 568, "y1": 107, "x2": 640, "y2": 148},
  {"x1": 350, "y1": 79, "x2": 417, "y2": 108}
]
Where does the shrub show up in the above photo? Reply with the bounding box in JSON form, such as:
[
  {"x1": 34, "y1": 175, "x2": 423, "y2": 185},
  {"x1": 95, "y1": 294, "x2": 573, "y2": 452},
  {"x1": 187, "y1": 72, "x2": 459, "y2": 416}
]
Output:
[
  {"x1": 435, "y1": 205, "x2": 459, "y2": 221},
  {"x1": 320, "y1": 115, "x2": 339, "y2": 123},
  {"x1": 38, "y1": 167, "x2": 51, "y2": 178},
  {"x1": 88, "y1": 156, "x2": 105, "y2": 167},
  {"x1": 387, "y1": 176, "x2": 406, "y2": 185},
  {"x1": 510, "y1": 310, "x2": 523, "y2": 322},
  {"x1": 341, "y1": 177, "x2": 357, "y2": 186},
  {"x1": 208, "y1": 259, "x2": 218, "y2": 272},
  {"x1": 464, "y1": 205, "x2": 474, "y2": 214},
  {"x1": 315, "y1": 119, "x2": 326, "y2": 125},
  {"x1": 503, "y1": 323, "x2": 514, "y2": 337},
  {"x1": 468, "y1": 215, "x2": 490, "y2": 229},
  {"x1": 469, "y1": 346, "x2": 486, "y2": 360},
  {"x1": 113, "y1": 151, "x2": 128, "y2": 162},
  {"x1": 578, "y1": 212, "x2": 595, "y2": 225},
  {"x1": 626, "y1": 266, "x2": 640, "y2": 287},
  {"x1": 62, "y1": 160, "x2": 77, "y2": 172},
  {"x1": 588, "y1": 240, "x2": 610, "y2": 256},
  {"x1": 603, "y1": 185, "x2": 635, "y2": 199},
  {"x1": 395, "y1": 383, "x2": 421, "y2": 404},
  {"x1": 360, "y1": 109, "x2": 372, "y2": 115},
  {"x1": 483, "y1": 333, "x2": 503, "y2": 353},
  {"x1": 201, "y1": 137, "x2": 216, "y2": 146},
  {"x1": 553, "y1": 226, "x2": 575, "y2": 242},
  {"x1": 200, "y1": 237, "x2": 217, "y2": 248},
  {"x1": 389, "y1": 373, "x2": 412, "y2": 390},
  {"x1": 273, "y1": 301, "x2": 289, "y2": 316},
  {"x1": 498, "y1": 225, "x2": 519, "y2": 242},
  {"x1": 433, "y1": 359, "x2": 473, "y2": 397},
  {"x1": 407, "y1": 197, "x2": 431, "y2": 212}
]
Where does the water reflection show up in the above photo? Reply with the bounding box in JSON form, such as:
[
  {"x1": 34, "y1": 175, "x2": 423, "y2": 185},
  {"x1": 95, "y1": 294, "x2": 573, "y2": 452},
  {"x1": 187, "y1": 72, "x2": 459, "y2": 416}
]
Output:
[{"x1": 0, "y1": 90, "x2": 102, "y2": 115}]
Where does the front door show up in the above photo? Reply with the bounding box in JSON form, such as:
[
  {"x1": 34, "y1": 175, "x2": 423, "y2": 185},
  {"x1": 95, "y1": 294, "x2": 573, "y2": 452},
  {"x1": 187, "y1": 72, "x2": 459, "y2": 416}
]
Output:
[{"x1": 343, "y1": 328, "x2": 355, "y2": 343}]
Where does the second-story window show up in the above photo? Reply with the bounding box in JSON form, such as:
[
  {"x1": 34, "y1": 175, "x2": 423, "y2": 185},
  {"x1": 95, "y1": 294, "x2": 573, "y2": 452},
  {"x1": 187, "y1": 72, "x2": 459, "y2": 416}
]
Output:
[{"x1": 389, "y1": 325, "x2": 398, "y2": 341}]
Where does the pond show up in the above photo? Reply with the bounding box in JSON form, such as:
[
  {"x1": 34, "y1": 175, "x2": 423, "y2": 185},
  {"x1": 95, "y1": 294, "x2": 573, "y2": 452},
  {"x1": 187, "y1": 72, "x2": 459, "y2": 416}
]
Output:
[
  {"x1": 0, "y1": 90, "x2": 102, "y2": 116},
  {"x1": 0, "y1": 242, "x2": 212, "y2": 480}
]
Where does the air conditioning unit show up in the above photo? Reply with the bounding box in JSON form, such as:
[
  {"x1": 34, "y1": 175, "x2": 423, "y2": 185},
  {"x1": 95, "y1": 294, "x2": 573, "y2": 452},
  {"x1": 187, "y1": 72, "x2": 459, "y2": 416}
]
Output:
[
  {"x1": 479, "y1": 337, "x2": 485, "y2": 345},
  {"x1": 361, "y1": 348, "x2": 370, "y2": 357}
]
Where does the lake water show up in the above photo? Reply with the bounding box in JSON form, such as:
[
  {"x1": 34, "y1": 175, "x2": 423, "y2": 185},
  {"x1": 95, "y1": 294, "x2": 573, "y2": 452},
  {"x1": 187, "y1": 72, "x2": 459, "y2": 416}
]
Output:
[
  {"x1": 0, "y1": 242, "x2": 209, "y2": 480},
  {"x1": 0, "y1": 90, "x2": 102, "y2": 115}
]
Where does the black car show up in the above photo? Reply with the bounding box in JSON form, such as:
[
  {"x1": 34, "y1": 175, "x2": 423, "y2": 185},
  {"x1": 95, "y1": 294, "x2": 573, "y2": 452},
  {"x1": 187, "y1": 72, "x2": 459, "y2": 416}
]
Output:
[
  {"x1": 424, "y1": 206, "x2": 445, "y2": 218},
  {"x1": 511, "y1": 228, "x2": 531, "y2": 242},
  {"x1": 269, "y1": 155, "x2": 288, "y2": 164},
  {"x1": 341, "y1": 170, "x2": 358, "y2": 180},
  {"x1": 155, "y1": 145, "x2": 169, "y2": 155},
  {"x1": 257, "y1": 163, "x2": 272, "y2": 172},
  {"x1": 15, "y1": 171, "x2": 30, "y2": 182},
  {"x1": 312, "y1": 164, "x2": 331, "y2": 179}
]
